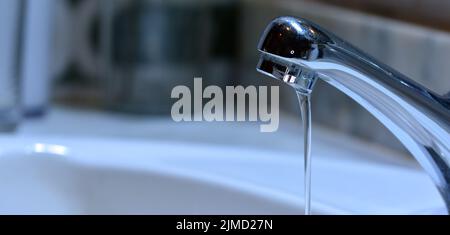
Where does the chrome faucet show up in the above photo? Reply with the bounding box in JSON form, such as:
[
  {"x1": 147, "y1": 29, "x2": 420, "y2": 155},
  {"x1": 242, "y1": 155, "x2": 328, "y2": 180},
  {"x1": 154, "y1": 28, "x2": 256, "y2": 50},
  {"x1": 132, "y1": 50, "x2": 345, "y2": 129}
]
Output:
[{"x1": 256, "y1": 16, "x2": 450, "y2": 213}]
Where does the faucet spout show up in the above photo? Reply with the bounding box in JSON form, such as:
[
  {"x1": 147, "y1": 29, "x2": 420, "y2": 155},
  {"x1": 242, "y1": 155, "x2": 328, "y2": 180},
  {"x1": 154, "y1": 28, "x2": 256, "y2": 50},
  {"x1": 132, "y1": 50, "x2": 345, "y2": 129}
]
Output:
[{"x1": 257, "y1": 16, "x2": 450, "y2": 213}]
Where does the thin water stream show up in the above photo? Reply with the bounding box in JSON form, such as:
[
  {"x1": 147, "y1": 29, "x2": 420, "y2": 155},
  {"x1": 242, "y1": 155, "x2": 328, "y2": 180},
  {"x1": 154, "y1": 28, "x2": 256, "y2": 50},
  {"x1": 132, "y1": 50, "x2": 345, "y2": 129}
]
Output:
[{"x1": 297, "y1": 92, "x2": 312, "y2": 215}]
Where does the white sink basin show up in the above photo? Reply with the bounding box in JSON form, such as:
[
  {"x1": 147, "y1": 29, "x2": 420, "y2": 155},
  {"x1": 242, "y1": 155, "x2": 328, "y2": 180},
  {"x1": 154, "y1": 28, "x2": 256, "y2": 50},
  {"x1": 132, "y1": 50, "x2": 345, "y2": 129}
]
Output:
[{"x1": 0, "y1": 135, "x2": 445, "y2": 214}]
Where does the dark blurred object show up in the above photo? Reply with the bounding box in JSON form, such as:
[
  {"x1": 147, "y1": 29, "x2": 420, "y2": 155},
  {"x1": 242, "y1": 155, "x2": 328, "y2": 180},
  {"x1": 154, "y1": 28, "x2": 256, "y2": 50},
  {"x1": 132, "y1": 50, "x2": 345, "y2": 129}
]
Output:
[
  {"x1": 103, "y1": 0, "x2": 239, "y2": 114},
  {"x1": 52, "y1": 0, "x2": 240, "y2": 114},
  {"x1": 0, "y1": 0, "x2": 25, "y2": 132},
  {"x1": 311, "y1": 0, "x2": 450, "y2": 32}
]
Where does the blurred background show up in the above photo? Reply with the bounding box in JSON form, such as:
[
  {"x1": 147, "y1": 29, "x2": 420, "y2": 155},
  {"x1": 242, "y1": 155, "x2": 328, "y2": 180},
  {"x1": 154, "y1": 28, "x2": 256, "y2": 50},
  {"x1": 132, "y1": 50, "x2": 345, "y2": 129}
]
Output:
[{"x1": 1, "y1": 0, "x2": 450, "y2": 157}]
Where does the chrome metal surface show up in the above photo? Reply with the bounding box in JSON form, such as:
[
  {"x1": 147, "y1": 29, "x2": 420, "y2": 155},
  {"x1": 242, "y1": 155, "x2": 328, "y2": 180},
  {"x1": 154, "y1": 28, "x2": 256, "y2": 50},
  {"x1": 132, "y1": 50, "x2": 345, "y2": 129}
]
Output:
[{"x1": 256, "y1": 16, "x2": 450, "y2": 212}]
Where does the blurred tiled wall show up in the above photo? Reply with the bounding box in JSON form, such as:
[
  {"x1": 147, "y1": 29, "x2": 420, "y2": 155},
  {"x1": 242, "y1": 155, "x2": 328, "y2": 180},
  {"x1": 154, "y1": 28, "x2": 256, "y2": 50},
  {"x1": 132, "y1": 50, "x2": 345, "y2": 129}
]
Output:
[
  {"x1": 311, "y1": 0, "x2": 450, "y2": 32},
  {"x1": 239, "y1": 0, "x2": 450, "y2": 151}
]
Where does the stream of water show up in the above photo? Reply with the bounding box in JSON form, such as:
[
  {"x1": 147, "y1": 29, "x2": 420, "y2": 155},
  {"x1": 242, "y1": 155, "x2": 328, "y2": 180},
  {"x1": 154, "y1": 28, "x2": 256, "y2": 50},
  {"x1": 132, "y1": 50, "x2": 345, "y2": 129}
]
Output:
[{"x1": 297, "y1": 92, "x2": 312, "y2": 215}]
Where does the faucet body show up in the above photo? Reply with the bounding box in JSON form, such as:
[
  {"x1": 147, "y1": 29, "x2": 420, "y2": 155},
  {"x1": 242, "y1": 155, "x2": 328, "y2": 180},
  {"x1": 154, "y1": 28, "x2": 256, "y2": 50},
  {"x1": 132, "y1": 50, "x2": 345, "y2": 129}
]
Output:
[{"x1": 257, "y1": 17, "x2": 450, "y2": 212}]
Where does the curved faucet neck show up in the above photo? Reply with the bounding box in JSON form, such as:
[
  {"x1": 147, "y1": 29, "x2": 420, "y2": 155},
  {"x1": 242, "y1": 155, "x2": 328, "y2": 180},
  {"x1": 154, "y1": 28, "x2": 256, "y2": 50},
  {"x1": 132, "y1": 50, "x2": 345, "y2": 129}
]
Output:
[{"x1": 307, "y1": 44, "x2": 450, "y2": 212}]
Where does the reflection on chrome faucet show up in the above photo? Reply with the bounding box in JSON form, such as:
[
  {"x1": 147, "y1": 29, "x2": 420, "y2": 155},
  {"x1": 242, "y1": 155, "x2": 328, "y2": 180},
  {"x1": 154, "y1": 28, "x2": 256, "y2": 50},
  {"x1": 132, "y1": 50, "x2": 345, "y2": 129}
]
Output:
[{"x1": 256, "y1": 16, "x2": 450, "y2": 213}]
